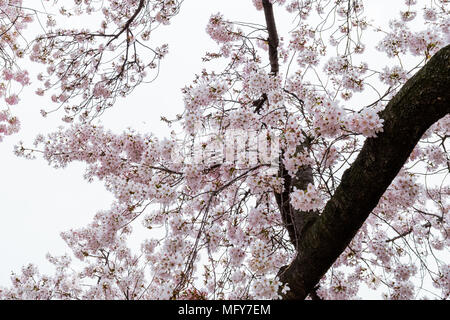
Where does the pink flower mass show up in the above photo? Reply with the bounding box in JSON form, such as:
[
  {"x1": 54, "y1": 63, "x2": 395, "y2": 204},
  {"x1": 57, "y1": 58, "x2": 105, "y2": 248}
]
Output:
[{"x1": 0, "y1": 0, "x2": 449, "y2": 301}]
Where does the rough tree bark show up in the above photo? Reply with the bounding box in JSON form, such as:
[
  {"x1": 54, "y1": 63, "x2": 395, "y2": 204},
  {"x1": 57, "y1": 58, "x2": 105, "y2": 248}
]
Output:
[
  {"x1": 278, "y1": 43, "x2": 450, "y2": 299},
  {"x1": 260, "y1": 0, "x2": 450, "y2": 300}
]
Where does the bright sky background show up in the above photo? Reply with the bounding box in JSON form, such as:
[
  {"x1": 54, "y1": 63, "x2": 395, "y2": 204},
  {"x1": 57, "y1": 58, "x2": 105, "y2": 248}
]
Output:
[{"x1": 0, "y1": 0, "x2": 435, "y2": 299}]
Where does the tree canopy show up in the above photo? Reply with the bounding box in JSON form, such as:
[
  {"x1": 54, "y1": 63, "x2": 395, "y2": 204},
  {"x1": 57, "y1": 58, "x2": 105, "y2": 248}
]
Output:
[{"x1": 0, "y1": 0, "x2": 449, "y2": 300}]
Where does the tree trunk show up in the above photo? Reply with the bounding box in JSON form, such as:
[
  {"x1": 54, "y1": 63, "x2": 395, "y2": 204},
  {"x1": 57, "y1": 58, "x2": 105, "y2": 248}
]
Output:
[
  {"x1": 278, "y1": 44, "x2": 450, "y2": 299},
  {"x1": 260, "y1": 0, "x2": 450, "y2": 299}
]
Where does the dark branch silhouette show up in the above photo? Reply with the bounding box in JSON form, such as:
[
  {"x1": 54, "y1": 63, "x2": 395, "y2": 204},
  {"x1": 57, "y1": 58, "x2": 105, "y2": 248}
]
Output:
[{"x1": 261, "y1": 0, "x2": 450, "y2": 300}]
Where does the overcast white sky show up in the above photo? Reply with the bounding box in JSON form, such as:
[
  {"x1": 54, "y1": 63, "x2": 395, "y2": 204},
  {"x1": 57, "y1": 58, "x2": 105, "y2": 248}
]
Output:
[{"x1": 0, "y1": 0, "x2": 435, "y2": 299}]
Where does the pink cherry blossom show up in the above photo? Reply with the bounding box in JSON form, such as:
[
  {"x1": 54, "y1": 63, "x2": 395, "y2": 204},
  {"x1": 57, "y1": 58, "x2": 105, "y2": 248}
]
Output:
[{"x1": 0, "y1": 0, "x2": 449, "y2": 301}]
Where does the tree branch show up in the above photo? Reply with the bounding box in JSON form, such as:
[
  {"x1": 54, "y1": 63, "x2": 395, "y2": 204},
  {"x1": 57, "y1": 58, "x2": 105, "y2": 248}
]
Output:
[
  {"x1": 262, "y1": 0, "x2": 279, "y2": 74},
  {"x1": 278, "y1": 44, "x2": 450, "y2": 299},
  {"x1": 261, "y1": 0, "x2": 319, "y2": 257},
  {"x1": 106, "y1": 0, "x2": 145, "y2": 46}
]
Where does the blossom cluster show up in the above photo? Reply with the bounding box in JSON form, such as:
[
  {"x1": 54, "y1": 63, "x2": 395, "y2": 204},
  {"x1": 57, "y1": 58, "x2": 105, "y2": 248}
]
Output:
[
  {"x1": 290, "y1": 183, "x2": 324, "y2": 212},
  {"x1": 1, "y1": 0, "x2": 449, "y2": 301},
  {"x1": 0, "y1": 1, "x2": 32, "y2": 141},
  {"x1": 206, "y1": 13, "x2": 242, "y2": 43}
]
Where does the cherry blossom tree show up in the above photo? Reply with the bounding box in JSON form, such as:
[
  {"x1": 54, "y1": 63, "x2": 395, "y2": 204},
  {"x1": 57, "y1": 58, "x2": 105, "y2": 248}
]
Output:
[{"x1": 0, "y1": 0, "x2": 449, "y2": 300}]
